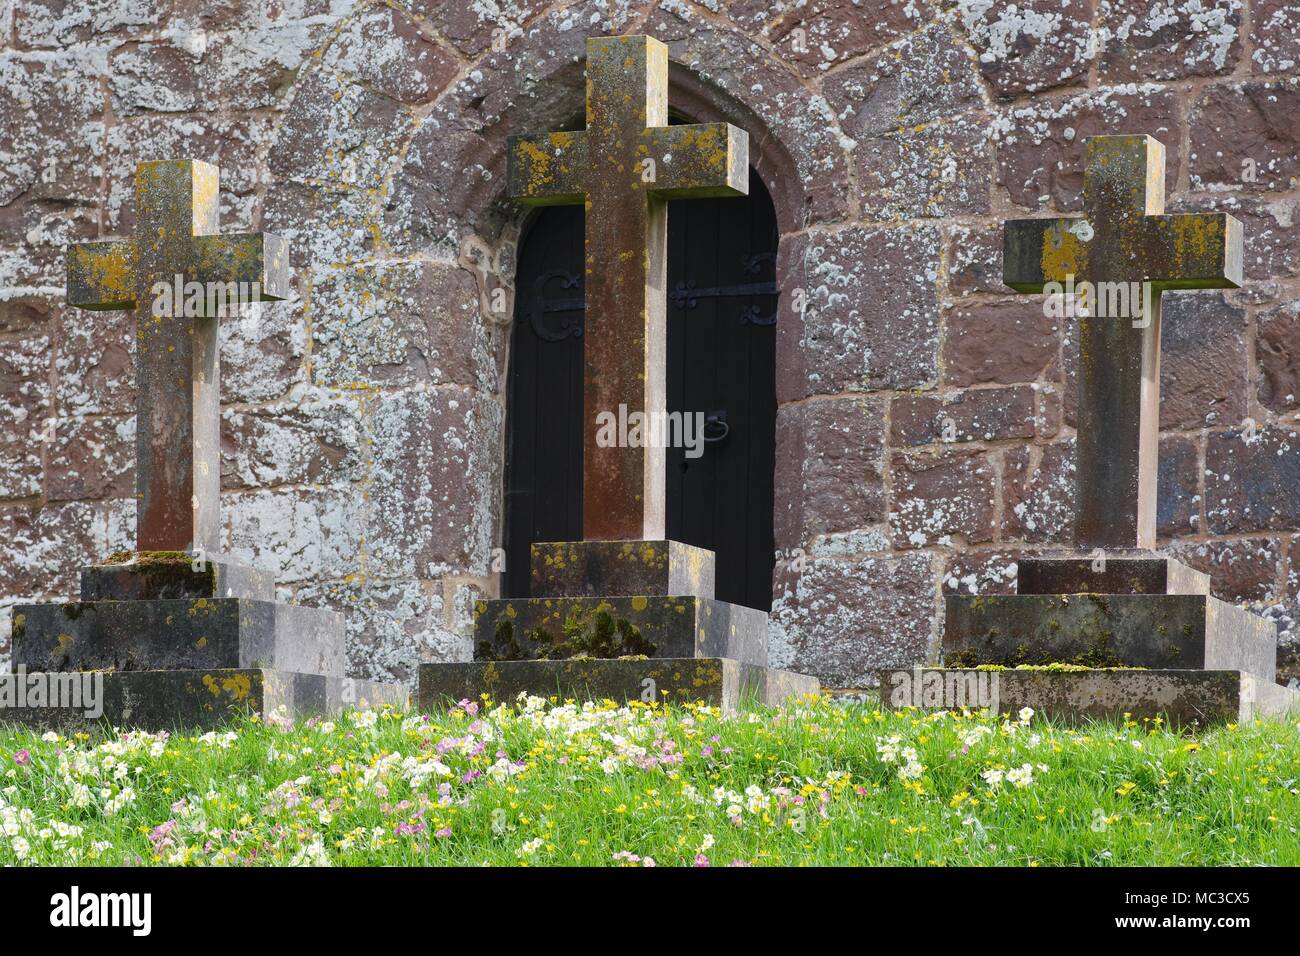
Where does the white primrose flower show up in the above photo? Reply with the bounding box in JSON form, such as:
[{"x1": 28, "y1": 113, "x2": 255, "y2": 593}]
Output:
[{"x1": 1006, "y1": 764, "x2": 1035, "y2": 789}]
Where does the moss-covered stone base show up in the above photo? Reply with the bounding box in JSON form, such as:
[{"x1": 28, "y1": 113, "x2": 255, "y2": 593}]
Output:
[
  {"x1": 417, "y1": 658, "x2": 819, "y2": 713},
  {"x1": 877, "y1": 667, "x2": 1300, "y2": 727},
  {"x1": 474, "y1": 595, "x2": 769, "y2": 666},
  {"x1": 944, "y1": 593, "x2": 1276, "y2": 679},
  {"x1": 0, "y1": 668, "x2": 408, "y2": 732},
  {"x1": 1015, "y1": 553, "x2": 1209, "y2": 596},
  {"x1": 83, "y1": 552, "x2": 275, "y2": 601},
  {"x1": 529, "y1": 540, "x2": 715, "y2": 598},
  {"x1": 13, "y1": 598, "x2": 345, "y2": 677}
]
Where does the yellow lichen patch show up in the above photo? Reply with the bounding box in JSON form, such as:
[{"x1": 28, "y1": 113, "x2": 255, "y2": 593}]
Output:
[
  {"x1": 201, "y1": 672, "x2": 252, "y2": 701},
  {"x1": 630, "y1": 596, "x2": 648, "y2": 612},
  {"x1": 70, "y1": 241, "x2": 136, "y2": 305},
  {"x1": 513, "y1": 132, "x2": 582, "y2": 198},
  {"x1": 514, "y1": 138, "x2": 556, "y2": 190},
  {"x1": 1163, "y1": 214, "x2": 1226, "y2": 265},
  {"x1": 221, "y1": 674, "x2": 252, "y2": 701},
  {"x1": 1039, "y1": 223, "x2": 1087, "y2": 282}
]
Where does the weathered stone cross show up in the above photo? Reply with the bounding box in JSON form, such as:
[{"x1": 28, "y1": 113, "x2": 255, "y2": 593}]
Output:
[
  {"x1": 1003, "y1": 135, "x2": 1242, "y2": 550},
  {"x1": 507, "y1": 34, "x2": 748, "y2": 541},
  {"x1": 67, "y1": 160, "x2": 288, "y2": 554}
]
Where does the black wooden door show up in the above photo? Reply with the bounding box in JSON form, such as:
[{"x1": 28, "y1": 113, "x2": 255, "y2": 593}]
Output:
[{"x1": 503, "y1": 170, "x2": 778, "y2": 611}]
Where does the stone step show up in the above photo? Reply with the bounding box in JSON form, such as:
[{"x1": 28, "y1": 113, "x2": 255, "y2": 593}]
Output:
[
  {"x1": 877, "y1": 667, "x2": 1300, "y2": 727},
  {"x1": 12, "y1": 598, "x2": 344, "y2": 677},
  {"x1": 944, "y1": 593, "x2": 1276, "y2": 681},
  {"x1": 1016, "y1": 553, "x2": 1209, "y2": 595},
  {"x1": 474, "y1": 595, "x2": 768, "y2": 666},
  {"x1": 529, "y1": 539, "x2": 714, "y2": 598},
  {"x1": 417, "y1": 658, "x2": 819, "y2": 713},
  {"x1": 81, "y1": 552, "x2": 276, "y2": 601},
  {"x1": 0, "y1": 668, "x2": 408, "y2": 732}
]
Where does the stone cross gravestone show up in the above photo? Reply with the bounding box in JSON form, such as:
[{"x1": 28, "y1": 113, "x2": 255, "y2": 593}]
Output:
[
  {"x1": 507, "y1": 33, "x2": 747, "y2": 542},
  {"x1": 883, "y1": 135, "x2": 1298, "y2": 726},
  {"x1": 1003, "y1": 135, "x2": 1242, "y2": 550},
  {"x1": 4, "y1": 160, "x2": 406, "y2": 730},
  {"x1": 418, "y1": 36, "x2": 818, "y2": 711},
  {"x1": 66, "y1": 159, "x2": 289, "y2": 555}
]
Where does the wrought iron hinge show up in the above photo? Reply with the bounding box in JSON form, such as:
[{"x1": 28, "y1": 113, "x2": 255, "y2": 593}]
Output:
[{"x1": 668, "y1": 252, "x2": 777, "y2": 325}]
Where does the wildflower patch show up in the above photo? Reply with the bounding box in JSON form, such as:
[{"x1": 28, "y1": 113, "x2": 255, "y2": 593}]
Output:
[{"x1": 1, "y1": 695, "x2": 1298, "y2": 867}]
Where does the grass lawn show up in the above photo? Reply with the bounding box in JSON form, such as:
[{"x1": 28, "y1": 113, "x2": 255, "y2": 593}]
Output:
[{"x1": 1, "y1": 694, "x2": 1297, "y2": 866}]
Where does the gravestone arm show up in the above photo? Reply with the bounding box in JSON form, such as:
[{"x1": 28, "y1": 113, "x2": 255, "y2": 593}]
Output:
[
  {"x1": 67, "y1": 239, "x2": 138, "y2": 310},
  {"x1": 1144, "y1": 213, "x2": 1243, "y2": 289},
  {"x1": 189, "y1": 232, "x2": 291, "y2": 299},
  {"x1": 507, "y1": 130, "x2": 588, "y2": 204},
  {"x1": 1002, "y1": 217, "x2": 1084, "y2": 293},
  {"x1": 643, "y1": 123, "x2": 748, "y2": 199}
]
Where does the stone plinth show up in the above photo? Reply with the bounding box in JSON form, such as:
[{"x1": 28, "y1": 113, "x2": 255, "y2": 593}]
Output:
[
  {"x1": 877, "y1": 668, "x2": 1299, "y2": 727},
  {"x1": 927, "y1": 550, "x2": 1298, "y2": 724},
  {"x1": 3, "y1": 550, "x2": 404, "y2": 730},
  {"x1": 419, "y1": 658, "x2": 818, "y2": 713},
  {"x1": 1016, "y1": 554, "x2": 1209, "y2": 595},
  {"x1": 13, "y1": 598, "x2": 344, "y2": 677},
  {"x1": 0, "y1": 668, "x2": 407, "y2": 732},
  {"x1": 80, "y1": 552, "x2": 276, "y2": 601},
  {"x1": 529, "y1": 540, "x2": 714, "y2": 598},
  {"x1": 944, "y1": 593, "x2": 1276, "y2": 679},
  {"x1": 419, "y1": 538, "x2": 820, "y2": 710},
  {"x1": 474, "y1": 595, "x2": 768, "y2": 666}
]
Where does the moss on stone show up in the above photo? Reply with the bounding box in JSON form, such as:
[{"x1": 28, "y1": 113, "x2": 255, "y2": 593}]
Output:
[
  {"x1": 946, "y1": 627, "x2": 1131, "y2": 668},
  {"x1": 479, "y1": 607, "x2": 656, "y2": 662},
  {"x1": 99, "y1": 550, "x2": 217, "y2": 592},
  {"x1": 62, "y1": 602, "x2": 89, "y2": 621}
]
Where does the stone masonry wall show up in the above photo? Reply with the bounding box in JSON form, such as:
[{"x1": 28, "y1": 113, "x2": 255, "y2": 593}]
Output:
[{"x1": 1, "y1": 0, "x2": 1298, "y2": 688}]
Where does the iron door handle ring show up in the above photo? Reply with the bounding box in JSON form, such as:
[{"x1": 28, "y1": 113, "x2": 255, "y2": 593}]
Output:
[{"x1": 703, "y1": 413, "x2": 729, "y2": 443}]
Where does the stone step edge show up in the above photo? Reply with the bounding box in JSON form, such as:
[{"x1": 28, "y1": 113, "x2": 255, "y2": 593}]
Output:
[
  {"x1": 875, "y1": 667, "x2": 1300, "y2": 726},
  {"x1": 417, "y1": 657, "x2": 819, "y2": 713},
  {"x1": 473, "y1": 595, "x2": 771, "y2": 668},
  {"x1": 0, "y1": 668, "x2": 408, "y2": 732}
]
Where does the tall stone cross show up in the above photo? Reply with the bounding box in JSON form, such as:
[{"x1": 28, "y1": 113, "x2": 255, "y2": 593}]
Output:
[
  {"x1": 507, "y1": 34, "x2": 748, "y2": 541},
  {"x1": 1003, "y1": 135, "x2": 1242, "y2": 551},
  {"x1": 67, "y1": 160, "x2": 288, "y2": 554}
]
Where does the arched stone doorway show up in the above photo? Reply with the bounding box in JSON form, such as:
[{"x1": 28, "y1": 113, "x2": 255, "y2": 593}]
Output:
[
  {"x1": 501, "y1": 168, "x2": 780, "y2": 611},
  {"x1": 266, "y1": 13, "x2": 860, "y2": 681}
]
